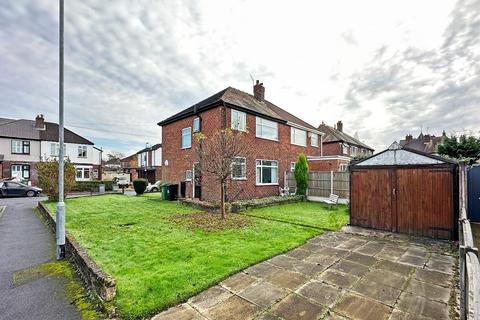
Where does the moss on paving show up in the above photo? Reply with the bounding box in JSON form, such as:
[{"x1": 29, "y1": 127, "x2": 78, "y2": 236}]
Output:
[
  {"x1": 43, "y1": 195, "x2": 349, "y2": 319},
  {"x1": 13, "y1": 261, "x2": 102, "y2": 319}
]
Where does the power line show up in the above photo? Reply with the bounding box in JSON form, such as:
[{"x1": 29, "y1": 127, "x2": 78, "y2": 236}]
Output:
[{"x1": 67, "y1": 124, "x2": 160, "y2": 140}]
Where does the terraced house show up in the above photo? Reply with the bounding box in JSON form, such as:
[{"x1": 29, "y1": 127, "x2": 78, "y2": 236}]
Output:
[
  {"x1": 158, "y1": 81, "x2": 324, "y2": 201},
  {"x1": 0, "y1": 114, "x2": 102, "y2": 185}
]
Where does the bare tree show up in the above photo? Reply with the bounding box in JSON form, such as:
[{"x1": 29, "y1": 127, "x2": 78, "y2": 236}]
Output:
[
  {"x1": 106, "y1": 151, "x2": 125, "y2": 161},
  {"x1": 194, "y1": 128, "x2": 250, "y2": 219}
]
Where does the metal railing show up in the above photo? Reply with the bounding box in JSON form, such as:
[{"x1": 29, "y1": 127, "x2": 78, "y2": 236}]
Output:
[{"x1": 459, "y1": 162, "x2": 480, "y2": 320}]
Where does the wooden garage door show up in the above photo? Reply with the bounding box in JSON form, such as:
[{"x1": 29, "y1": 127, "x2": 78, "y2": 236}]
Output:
[
  {"x1": 396, "y1": 168, "x2": 454, "y2": 238},
  {"x1": 351, "y1": 169, "x2": 393, "y2": 231}
]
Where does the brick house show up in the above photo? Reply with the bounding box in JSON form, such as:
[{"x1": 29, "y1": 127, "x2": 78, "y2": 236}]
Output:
[
  {"x1": 0, "y1": 115, "x2": 102, "y2": 185},
  {"x1": 157, "y1": 81, "x2": 324, "y2": 201},
  {"x1": 136, "y1": 143, "x2": 162, "y2": 184},
  {"x1": 308, "y1": 121, "x2": 374, "y2": 172},
  {"x1": 120, "y1": 153, "x2": 139, "y2": 182},
  {"x1": 398, "y1": 131, "x2": 446, "y2": 154}
]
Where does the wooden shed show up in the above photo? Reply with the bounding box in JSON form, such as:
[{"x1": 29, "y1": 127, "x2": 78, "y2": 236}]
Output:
[{"x1": 350, "y1": 144, "x2": 458, "y2": 239}]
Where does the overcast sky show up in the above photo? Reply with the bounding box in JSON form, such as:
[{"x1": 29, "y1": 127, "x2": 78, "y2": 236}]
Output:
[{"x1": 1, "y1": 0, "x2": 479, "y2": 156}]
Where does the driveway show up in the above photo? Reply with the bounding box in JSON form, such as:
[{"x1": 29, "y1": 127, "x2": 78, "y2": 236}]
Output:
[
  {"x1": 154, "y1": 226, "x2": 457, "y2": 320},
  {"x1": 0, "y1": 197, "x2": 81, "y2": 320}
]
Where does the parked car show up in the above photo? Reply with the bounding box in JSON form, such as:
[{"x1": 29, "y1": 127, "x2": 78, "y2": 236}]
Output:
[
  {"x1": 146, "y1": 181, "x2": 162, "y2": 192},
  {"x1": 114, "y1": 176, "x2": 130, "y2": 188},
  {"x1": 0, "y1": 181, "x2": 42, "y2": 197}
]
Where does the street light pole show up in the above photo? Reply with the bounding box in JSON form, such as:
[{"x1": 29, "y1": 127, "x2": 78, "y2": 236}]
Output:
[{"x1": 56, "y1": 0, "x2": 66, "y2": 260}]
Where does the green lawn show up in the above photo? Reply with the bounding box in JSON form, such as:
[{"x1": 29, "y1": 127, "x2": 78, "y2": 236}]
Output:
[
  {"x1": 44, "y1": 196, "x2": 347, "y2": 319},
  {"x1": 243, "y1": 201, "x2": 349, "y2": 230}
]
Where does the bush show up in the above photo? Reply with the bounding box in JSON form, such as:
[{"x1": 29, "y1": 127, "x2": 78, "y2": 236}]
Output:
[
  {"x1": 37, "y1": 160, "x2": 76, "y2": 201},
  {"x1": 294, "y1": 153, "x2": 309, "y2": 196},
  {"x1": 72, "y1": 180, "x2": 114, "y2": 192},
  {"x1": 133, "y1": 179, "x2": 148, "y2": 195},
  {"x1": 230, "y1": 195, "x2": 305, "y2": 213}
]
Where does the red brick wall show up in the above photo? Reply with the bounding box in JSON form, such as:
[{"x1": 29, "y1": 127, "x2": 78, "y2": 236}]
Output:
[
  {"x1": 161, "y1": 106, "x2": 322, "y2": 201},
  {"x1": 1, "y1": 161, "x2": 38, "y2": 185},
  {"x1": 308, "y1": 159, "x2": 349, "y2": 172},
  {"x1": 322, "y1": 142, "x2": 343, "y2": 156}
]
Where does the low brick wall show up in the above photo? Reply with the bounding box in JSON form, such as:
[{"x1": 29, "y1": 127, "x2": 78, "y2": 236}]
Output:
[{"x1": 37, "y1": 202, "x2": 116, "y2": 305}]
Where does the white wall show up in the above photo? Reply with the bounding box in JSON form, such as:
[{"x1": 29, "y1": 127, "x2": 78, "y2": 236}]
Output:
[
  {"x1": 153, "y1": 148, "x2": 162, "y2": 166},
  {"x1": 40, "y1": 141, "x2": 101, "y2": 165},
  {"x1": 0, "y1": 137, "x2": 40, "y2": 161}
]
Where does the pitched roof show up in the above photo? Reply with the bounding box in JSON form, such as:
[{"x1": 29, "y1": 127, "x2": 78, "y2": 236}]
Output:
[
  {"x1": 157, "y1": 87, "x2": 318, "y2": 131},
  {"x1": 318, "y1": 123, "x2": 374, "y2": 151},
  {"x1": 136, "y1": 143, "x2": 162, "y2": 154},
  {"x1": 0, "y1": 117, "x2": 93, "y2": 144},
  {"x1": 398, "y1": 133, "x2": 445, "y2": 154}
]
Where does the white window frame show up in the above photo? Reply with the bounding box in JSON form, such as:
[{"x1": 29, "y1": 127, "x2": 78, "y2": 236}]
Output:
[
  {"x1": 291, "y1": 127, "x2": 307, "y2": 146},
  {"x1": 290, "y1": 162, "x2": 296, "y2": 172},
  {"x1": 311, "y1": 133, "x2": 318, "y2": 147},
  {"x1": 78, "y1": 145, "x2": 88, "y2": 158},
  {"x1": 231, "y1": 109, "x2": 246, "y2": 131},
  {"x1": 185, "y1": 169, "x2": 193, "y2": 181},
  {"x1": 339, "y1": 164, "x2": 348, "y2": 172},
  {"x1": 255, "y1": 159, "x2": 279, "y2": 185},
  {"x1": 193, "y1": 117, "x2": 200, "y2": 132},
  {"x1": 255, "y1": 117, "x2": 278, "y2": 141},
  {"x1": 342, "y1": 143, "x2": 349, "y2": 155},
  {"x1": 11, "y1": 140, "x2": 30, "y2": 154},
  {"x1": 75, "y1": 166, "x2": 92, "y2": 181},
  {"x1": 11, "y1": 164, "x2": 30, "y2": 179},
  {"x1": 181, "y1": 127, "x2": 192, "y2": 149},
  {"x1": 231, "y1": 157, "x2": 247, "y2": 180}
]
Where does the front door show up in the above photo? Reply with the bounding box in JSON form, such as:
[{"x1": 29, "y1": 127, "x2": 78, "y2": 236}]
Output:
[
  {"x1": 468, "y1": 166, "x2": 480, "y2": 222},
  {"x1": 193, "y1": 163, "x2": 201, "y2": 199}
]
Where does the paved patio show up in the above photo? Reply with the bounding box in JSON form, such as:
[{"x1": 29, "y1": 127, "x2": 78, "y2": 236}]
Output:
[{"x1": 152, "y1": 226, "x2": 458, "y2": 320}]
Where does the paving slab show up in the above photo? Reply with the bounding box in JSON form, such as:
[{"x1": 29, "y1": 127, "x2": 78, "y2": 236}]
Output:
[
  {"x1": 245, "y1": 262, "x2": 281, "y2": 279},
  {"x1": 374, "y1": 260, "x2": 414, "y2": 277},
  {"x1": 317, "y1": 269, "x2": 359, "y2": 289},
  {"x1": 396, "y1": 292, "x2": 449, "y2": 320},
  {"x1": 404, "y1": 279, "x2": 451, "y2": 303},
  {"x1": 397, "y1": 254, "x2": 427, "y2": 267},
  {"x1": 188, "y1": 286, "x2": 233, "y2": 312},
  {"x1": 152, "y1": 304, "x2": 204, "y2": 320},
  {"x1": 344, "y1": 252, "x2": 378, "y2": 267},
  {"x1": 425, "y1": 259, "x2": 454, "y2": 274},
  {"x1": 221, "y1": 272, "x2": 258, "y2": 293},
  {"x1": 266, "y1": 270, "x2": 308, "y2": 290},
  {"x1": 362, "y1": 270, "x2": 407, "y2": 289},
  {"x1": 298, "y1": 281, "x2": 344, "y2": 307},
  {"x1": 355, "y1": 242, "x2": 385, "y2": 256},
  {"x1": 352, "y1": 280, "x2": 402, "y2": 306},
  {"x1": 271, "y1": 293, "x2": 325, "y2": 320},
  {"x1": 331, "y1": 260, "x2": 369, "y2": 277},
  {"x1": 413, "y1": 268, "x2": 452, "y2": 288},
  {"x1": 334, "y1": 293, "x2": 392, "y2": 320},
  {"x1": 285, "y1": 248, "x2": 313, "y2": 260},
  {"x1": 389, "y1": 309, "x2": 430, "y2": 320},
  {"x1": 204, "y1": 295, "x2": 260, "y2": 320},
  {"x1": 254, "y1": 312, "x2": 282, "y2": 320},
  {"x1": 239, "y1": 281, "x2": 287, "y2": 308},
  {"x1": 305, "y1": 253, "x2": 341, "y2": 267}
]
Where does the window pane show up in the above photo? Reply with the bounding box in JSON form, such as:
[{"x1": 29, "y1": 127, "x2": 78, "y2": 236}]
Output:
[
  {"x1": 182, "y1": 128, "x2": 191, "y2": 148},
  {"x1": 311, "y1": 134, "x2": 318, "y2": 146},
  {"x1": 84, "y1": 169, "x2": 90, "y2": 179},
  {"x1": 193, "y1": 118, "x2": 200, "y2": 132},
  {"x1": 256, "y1": 118, "x2": 278, "y2": 140},
  {"x1": 256, "y1": 166, "x2": 261, "y2": 184},
  {"x1": 76, "y1": 169, "x2": 82, "y2": 179},
  {"x1": 231, "y1": 110, "x2": 246, "y2": 131},
  {"x1": 292, "y1": 128, "x2": 307, "y2": 146}
]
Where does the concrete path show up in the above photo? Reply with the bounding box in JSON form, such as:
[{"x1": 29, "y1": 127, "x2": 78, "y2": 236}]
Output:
[
  {"x1": 0, "y1": 197, "x2": 81, "y2": 320},
  {"x1": 153, "y1": 226, "x2": 458, "y2": 320}
]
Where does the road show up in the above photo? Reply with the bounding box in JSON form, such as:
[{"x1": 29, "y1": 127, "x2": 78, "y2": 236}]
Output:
[{"x1": 0, "y1": 196, "x2": 81, "y2": 320}]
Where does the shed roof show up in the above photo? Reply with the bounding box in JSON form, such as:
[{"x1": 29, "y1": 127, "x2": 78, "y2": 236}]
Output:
[{"x1": 352, "y1": 144, "x2": 456, "y2": 166}]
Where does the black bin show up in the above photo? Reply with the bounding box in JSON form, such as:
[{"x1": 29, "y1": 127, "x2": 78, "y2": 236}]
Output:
[{"x1": 167, "y1": 184, "x2": 178, "y2": 201}]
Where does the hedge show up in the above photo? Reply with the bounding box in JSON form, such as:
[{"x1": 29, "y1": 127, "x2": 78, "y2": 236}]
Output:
[
  {"x1": 178, "y1": 195, "x2": 304, "y2": 213},
  {"x1": 72, "y1": 180, "x2": 114, "y2": 192}
]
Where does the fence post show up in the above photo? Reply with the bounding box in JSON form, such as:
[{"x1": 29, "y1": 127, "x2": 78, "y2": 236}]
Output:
[{"x1": 330, "y1": 171, "x2": 333, "y2": 195}]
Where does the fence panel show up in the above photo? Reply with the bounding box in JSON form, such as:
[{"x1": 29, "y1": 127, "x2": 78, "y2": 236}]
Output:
[{"x1": 285, "y1": 171, "x2": 350, "y2": 199}]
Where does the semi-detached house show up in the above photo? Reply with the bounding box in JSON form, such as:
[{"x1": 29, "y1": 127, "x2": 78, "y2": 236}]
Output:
[
  {"x1": 0, "y1": 114, "x2": 102, "y2": 185},
  {"x1": 157, "y1": 81, "x2": 324, "y2": 201}
]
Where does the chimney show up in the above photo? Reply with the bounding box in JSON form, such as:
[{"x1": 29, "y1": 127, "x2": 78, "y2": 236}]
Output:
[
  {"x1": 406, "y1": 134, "x2": 413, "y2": 142},
  {"x1": 336, "y1": 120, "x2": 343, "y2": 132},
  {"x1": 442, "y1": 130, "x2": 446, "y2": 137},
  {"x1": 253, "y1": 80, "x2": 265, "y2": 101},
  {"x1": 35, "y1": 114, "x2": 45, "y2": 130}
]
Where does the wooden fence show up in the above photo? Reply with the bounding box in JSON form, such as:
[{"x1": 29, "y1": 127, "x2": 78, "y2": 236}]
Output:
[
  {"x1": 459, "y1": 162, "x2": 480, "y2": 320},
  {"x1": 286, "y1": 171, "x2": 350, "y2": 199}
]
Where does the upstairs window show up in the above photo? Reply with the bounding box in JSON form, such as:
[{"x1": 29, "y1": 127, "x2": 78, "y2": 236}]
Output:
[
  {"x1": 256, "y1": 117, "x2": 278, "y2": 140},
  {"x1": 78, "y1": 145, "x2": 87, "y2": 158},
  {"x1": 182, "y1": 127, "x2": 192, "y2": 149},
  {"x1": 193, "y1": 117, "x2": 201, "y2": 132},
  {"x1": 311, "y1": 133, "x2": 318, "y2": 147},
  {"x1": 342, "y1": 143, "x2": 349, "y2": 155},
  {"x1": 185, "y1": 170, "x2": 193, "y2": 181},
  {"x1": 231, "y1": 109, "x2": 246, "y2": 131},
  {"x1": 11, "y1": 140, "x2": 30, "y2": 154},
  {"x1": 291, "y1": 127, "x2": 307, "y2": 146},
  {"x1": 232, "y1": 157, "x2": 247, "y2": 179}
]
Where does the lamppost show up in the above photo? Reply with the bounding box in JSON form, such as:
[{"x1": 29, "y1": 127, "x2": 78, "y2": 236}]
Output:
[{"x1": 56, "y1": 0, "x2": 66, "y2": 260}]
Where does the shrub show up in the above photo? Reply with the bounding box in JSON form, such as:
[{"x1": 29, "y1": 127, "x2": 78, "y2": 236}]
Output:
[
  {"x1": 230, "y1": 195, "x2": 305, "y2": 213},
  {"x1": 133, "y1": 179, "x2": 148, "y2": 195},
  {"x1": 294, "y1": 153, "x2": 309, "y2": 196},
  {"x1": 72, "y1": 180, "x2": 114, "y2": 192},
  {"x1": 37, "y1": 160, "x2": 76, "y2": 201}
]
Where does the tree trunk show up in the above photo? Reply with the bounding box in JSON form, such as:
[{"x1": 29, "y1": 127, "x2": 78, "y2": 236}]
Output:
[{"x1": 220, "y1": 182, "x2": 226, "y2": 219}]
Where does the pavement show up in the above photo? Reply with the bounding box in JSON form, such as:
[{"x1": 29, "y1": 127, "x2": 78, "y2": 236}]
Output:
[
  {"x1": 153, "y1": 226, "x2": 458, "y2": 320},
  {"x1": 0, "y1": 196, "x2": 81, "y2": 320}
]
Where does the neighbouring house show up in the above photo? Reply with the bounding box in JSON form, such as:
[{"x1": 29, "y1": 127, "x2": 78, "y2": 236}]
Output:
[
  {"x1": 0, "y1": 114, "x2": 102, "y2": 185},
  {"x1": 308, "y1": 120, "x2": 374, "y2": 172},
  {"x1": 398, "y1": 131, "x2": 446, "y2": 154},
  {"x1": 103, "y1": 157, "x2": 122, "y2": 171},
  {"x1": 136, "y1": 143, "x2": 162, "y2": 184},
  {"x1": 157, "y1": 81, "x2": 324, "y2": 201},
  {"x1": 120, "y1": 153, "x2": 139, "y2": 182}
]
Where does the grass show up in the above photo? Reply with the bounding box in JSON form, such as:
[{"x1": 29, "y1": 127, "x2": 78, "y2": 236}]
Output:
[
  {"x1": 44, "y1": 195, "x2": 348, "y2": 319},
  {"x1": 242, "y1": 201, "x2": 349, "y2": 230}
]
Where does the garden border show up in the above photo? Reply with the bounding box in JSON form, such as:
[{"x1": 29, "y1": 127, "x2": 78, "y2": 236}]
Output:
[{"x1": 37, "y1": 201, "x2": 117, "y2": 309}]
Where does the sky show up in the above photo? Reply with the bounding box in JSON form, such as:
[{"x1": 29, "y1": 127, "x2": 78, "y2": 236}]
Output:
[{"x1": 0, "y1": 0, "x2": 479, "y2": 157}]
